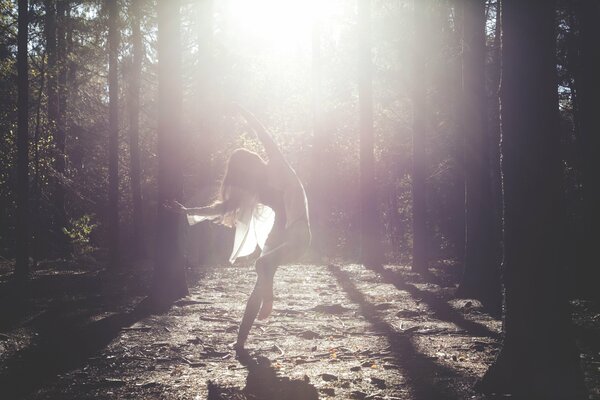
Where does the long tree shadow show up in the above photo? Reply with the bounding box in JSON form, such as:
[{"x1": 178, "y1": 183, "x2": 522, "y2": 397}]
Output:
[
  {"x1": 0, "y1": 271, "x2": 102, "y2": 332},
  {"x1": 376, "y1": 266, "x2": 500, "y2": 339},
  {"x1": 0, "y1": 296, "x2": 156, "y2": 399},
  {"x1": 329, "y1": 264, "x2": 475, "y2": 400},
  {"x1": 207, "y1": 352, "x2": 319, "y2": 400}
]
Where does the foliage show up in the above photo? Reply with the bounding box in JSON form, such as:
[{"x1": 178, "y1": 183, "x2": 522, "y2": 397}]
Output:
[{"x1": 62, "y1": 214, "x2": 97, "y2": 258}]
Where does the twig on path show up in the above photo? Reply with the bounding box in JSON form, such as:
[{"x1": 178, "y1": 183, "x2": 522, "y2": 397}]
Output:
[
  {"x1": 274, "y1": 344, "x2": 285, "y2": 357},
  {"x1": 121, "y1": 326, "x2": 151, "y2": 332},
  {"x1": 333, "y1": 315, "x2": 346, "y2": 329}
]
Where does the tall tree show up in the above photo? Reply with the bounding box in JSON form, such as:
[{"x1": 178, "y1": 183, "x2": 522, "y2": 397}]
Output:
[
  {"x1": 309, "y1": 19, "x2": 325, "y2": 258},
  {"x1": 16, "y1": 0, "x2": 29, "y2": 280},
  {"x1": 479, "y1": 1, "x2": 586, "y2": 397},
  {"x1": 153, "y1": 0, "x2": 189, "y2": 303},
  {"x1": 107, "y1": 0, "x2": 119, "y2": 267},
  {"x1": 576, "y1": 0, "x2": 600, "y2": 300},
  {"x1": 357, "y1": 0, "x2": 382, "y2": 267},
  {"x1": 193, "y1": 0, "x2": 215, "y2": 266},
  {"x1": 44, "y1": 0, "x2": 61, "y2": 252},
  {"x1": 411, "y1": 0, "x2": 428, "y2": 272},
  {"x1": 128, "y1": 0, "x2": 144, "y2": 258},
  {"x1": 456, "y1": 0, "x2": 501, "y2": 313},
  {"x1": 54, "y1": 0, "x2": 68, "y2": 254}
]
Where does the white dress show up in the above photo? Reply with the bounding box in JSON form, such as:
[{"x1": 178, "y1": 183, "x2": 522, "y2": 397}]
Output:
[{"x1": 187, "y1": 202, "x2": 275, "y2": 264}]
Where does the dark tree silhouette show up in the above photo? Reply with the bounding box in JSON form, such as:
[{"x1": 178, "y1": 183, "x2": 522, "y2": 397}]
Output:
[
  {"x1": 456, "y1": 0, "x2": 501, "y2": 313},
  {"x1": 15, "y1": 0, "x2": 29, "y2": 280},
  {"x1": 107, "y1": 0, "x2": 120, "y2": 268},
  {"x1": 44, "y1": 0, "x2": 63, "y2": 251},
  {"x1": 479, "y1": 1, "x2": 586, "y2": 397},
  {"x1": 411, "y1": 0, "x2": 428, "y2": 273},
  {"x1": 54, "y1": 0, "x2": 68, "y2": 255},
  {"x1": 128, "y1": 0, "x2": 144, "y2": 258},
  {"x1": 152, "y1": 0, "x2": 189, "y2": 303},
  {"x1": 358, "y1": 0, "x2": 382, "y2": 268},
  {"x1": 576, "y1": 0, "x2": 600, "y2": 301}
]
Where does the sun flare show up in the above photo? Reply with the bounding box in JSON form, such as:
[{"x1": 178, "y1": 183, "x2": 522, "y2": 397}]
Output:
[{"x1": 226, "y1": 0, "x2": 333, "y2": 50}]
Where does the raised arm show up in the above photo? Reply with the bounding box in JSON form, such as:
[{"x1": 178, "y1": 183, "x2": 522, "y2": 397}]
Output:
[{"x1": 235, "y1": 105, "x2": 283, "y2": 161}]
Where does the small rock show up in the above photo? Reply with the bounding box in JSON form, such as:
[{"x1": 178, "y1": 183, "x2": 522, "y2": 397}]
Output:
[
  {"x1": 375, "y1": 303, "x2": 394, "y2": 310},
  {"x1": 361, "y1": 361, "x2": 374, "y2": 367},
  {"x1": 320, "y1": 373, "x2": 338, "y2": 382},
  {"x1": 298, "y1": 330, "x2": 322, "y2": 340},
  {"x1": 396, "y1": 309, "x2": 419, "y2": 318},
  {"x1": 370, "y1": 377, "x2": 386, "y2": 389},
  {"x1": 350, "y1": 390, "x2": 368, "y2": 399},
  {"x1": 313, "y1": 304, "x2": 351, "y2": 314},
  {"x1": 319, "y1": 387, "x2": 335, "y2": 396},
  {"x1": 350, "y1": 366, "x2": 362, "y2": 372}
]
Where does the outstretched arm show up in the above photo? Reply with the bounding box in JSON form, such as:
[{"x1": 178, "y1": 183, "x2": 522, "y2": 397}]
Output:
[
  {"x1": 234, "y1": 104, "x2": 283, "y2": 161},
  {"x1": 164, "y1": 200, "x2": 224, "y2": 217}
]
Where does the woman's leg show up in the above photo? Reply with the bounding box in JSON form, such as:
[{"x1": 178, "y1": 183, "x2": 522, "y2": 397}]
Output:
[
  {"x1": 236, "y1": 221, "x2": 310, "y2": 348},
  {"x1": 256, "y1": 221, "x2": 310, "y2": 320},
  {"x1": 236, "y1": 267, "x2": 270, "y2": 348}
]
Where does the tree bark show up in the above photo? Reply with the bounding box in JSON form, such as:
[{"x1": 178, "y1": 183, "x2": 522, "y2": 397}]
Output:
[
  {"x1": 33, "y1": 53, "x2": 46, "y2": 264},
  {"x1": 576, "y1": 0, "x2": 600, "y2": 301},
  {"x1": 411, "y1": 0, "x2": 428, "y2": 272},
  {"x1": 456, "y1": 0, "x2": 501, "y2": 314},
  {"x1": 358, "y1": 0, "x2": 382, "y2": 268},
  {"x1": 16, "y1": 0, "x2": 29, "y2": 280},
  {"x1": 45, "y1": 0, "x2": 64, "y2": 253},
  {"x1": 153, "y1": 0, "x2": 189, "y2": 304},
  {"x1": 128, "y1": 0, "x2": 144, "y2": 258},
  {"x1": 478, "y1": 1, "x2": 586, "y2": 396},
  {"x1": 193, "y1": 0, "x2": 215, "y2": 266},
  {"x1": 54, "y1": 0, "x2": 68, "y2": 255},
  {"x1": 107, "y1": 0, "x2": 120, "y2": 268}
]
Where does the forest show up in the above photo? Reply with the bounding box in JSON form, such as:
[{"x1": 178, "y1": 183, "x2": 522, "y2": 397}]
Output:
[{"x1": 0, "y1": 0, "x2": 599, "y2": 399}]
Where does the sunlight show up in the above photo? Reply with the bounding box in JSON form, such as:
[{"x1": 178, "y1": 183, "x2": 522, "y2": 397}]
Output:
[{"x1": 226, "y1": 0, "x2": 330, "y2": 50}]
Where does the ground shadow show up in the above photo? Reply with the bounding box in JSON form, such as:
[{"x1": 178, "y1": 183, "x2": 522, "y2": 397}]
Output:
[
  {"x1": 207, "y1": 352, "x2": 319, "y2": 400},
  {"x1": 0, "y1": 270, "x2": 102, "y2": 332},
  {"x1": 0, "y1": 296, "x2": 155, "y2": 399},
  {"x1": 375, "y1": 265, "x2": 500, "y2": 339},
  {"x1": 329, "y1": 264, "x2": 476, "y2": 400}
]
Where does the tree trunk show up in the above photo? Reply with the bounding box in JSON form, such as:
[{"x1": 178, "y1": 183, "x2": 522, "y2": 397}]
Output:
[
  {"x1": 54, "y1": 0, "x2": 68, "y2": 255},
  {"x1": 576, "y1": 0, "x2": 600, "y2": 301},
  {"x1": 309, "y1": 19, "x2": 334, "y2": 259},
  {"x1": 45, "y1": 0, "x2": 63, "y2": 254},
  {"x1": 478, "y1": 1, "x2": 586, "y2": 397},
  {"x1": 411, "y1": 0, "x2": 428, "y2": 272},
  {"x1": 193, "y1": 0, "x2": 215, "y2": 266},
  {"x1": 107, "y1": 0, "x2": 120, "y2": 268},
  {"x1": 128, "y1": 0, "x2": 144, "y2": 258},
  {"x1": 456, "y1": 0, "x2": 501, "y2": 314},
  {"x1": 488, "y1": 0, "x2": 503, "y2": 275},
  {"x1": 33, "y1": 53, "x2": 46, "y2": 264},
  {"x1": 153, "y1": 0, "x2": 189, "y2": 304},
  {"x1": 16, "y1": 0, "x2": 29, "y2": 281},
  {"x1": 358, "y1": 0, "x2": 382, "y2": 268}
]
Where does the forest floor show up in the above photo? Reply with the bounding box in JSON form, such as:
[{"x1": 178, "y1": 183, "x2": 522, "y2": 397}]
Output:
[{"x1": 0, "y1": 259, "x2": 598, "y2": 400}]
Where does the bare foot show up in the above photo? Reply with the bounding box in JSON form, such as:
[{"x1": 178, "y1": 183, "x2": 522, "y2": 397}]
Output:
[{"x1": 257, "y1": 300, "x2": 273, "y2": 320}]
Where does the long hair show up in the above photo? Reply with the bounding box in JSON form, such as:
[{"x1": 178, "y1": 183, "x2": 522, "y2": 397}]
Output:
[{"x1": 218, "y1": 148, "x2": 266, "y2": 226}]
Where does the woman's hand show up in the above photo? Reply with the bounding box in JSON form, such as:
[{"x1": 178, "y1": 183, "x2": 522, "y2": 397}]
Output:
[{"x1": 163, "y1": 200, "x2": 187, "y2": 214}]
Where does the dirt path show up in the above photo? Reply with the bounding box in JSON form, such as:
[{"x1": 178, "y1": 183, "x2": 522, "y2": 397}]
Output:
[{"x1": 1, "y1": 262, "x2": 598, "y2": 399}]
